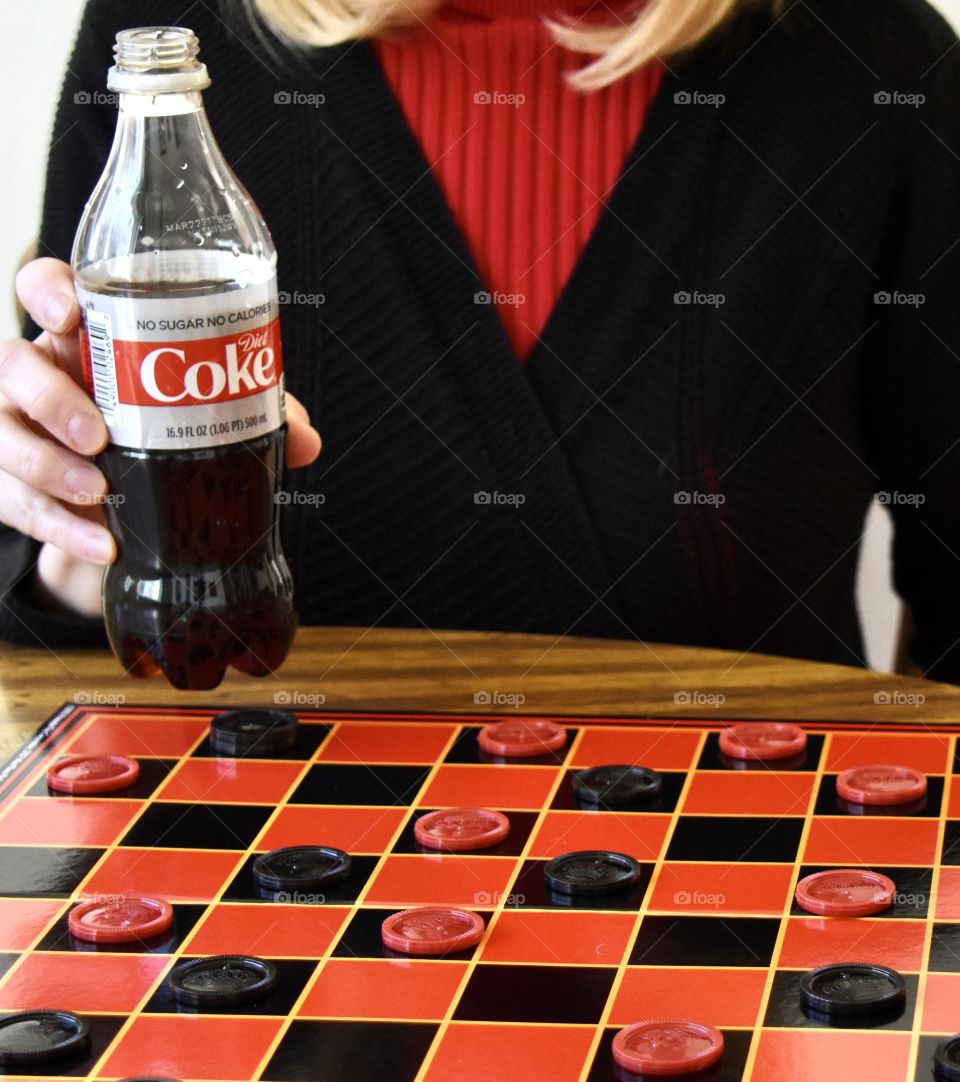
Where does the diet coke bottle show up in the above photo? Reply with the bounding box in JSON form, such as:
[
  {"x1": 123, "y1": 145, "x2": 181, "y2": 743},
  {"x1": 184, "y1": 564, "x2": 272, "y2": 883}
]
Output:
[{"x1": 71, "y1": 27, "x2": 297, "y2": 690}]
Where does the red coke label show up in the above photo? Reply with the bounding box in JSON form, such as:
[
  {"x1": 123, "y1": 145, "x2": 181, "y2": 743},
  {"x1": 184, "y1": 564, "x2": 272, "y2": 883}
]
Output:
[{"x1": 75, "y1": 279, "x2": 286, "y2": 450}]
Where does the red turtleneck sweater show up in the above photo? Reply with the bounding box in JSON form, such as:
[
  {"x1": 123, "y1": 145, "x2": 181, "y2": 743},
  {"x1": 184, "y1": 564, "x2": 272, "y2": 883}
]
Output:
[{"x1": 371, "y1": 0, "x2": 663, "y2": 360}]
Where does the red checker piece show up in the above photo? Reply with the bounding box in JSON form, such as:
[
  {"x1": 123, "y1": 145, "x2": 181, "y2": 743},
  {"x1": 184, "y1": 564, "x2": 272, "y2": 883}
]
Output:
[
  {"x1": 612, "y1": 1019, "x2": 724, "y2": 1076},
  {"x1": 477, "y1": 718, "x2": 566, "y2": 758},
  {"x1": 68, "y1": 894, "x2": 174, "y2": 943},
  {"x1": 835, "y1": 764, "x2": 927, "y2": 806},
  {"x1": 47, "y1": 754, "x2": 140, "y2": 794},
  {"x1": 381, "y1": 906, "x2": 485, "y2": 956},
  {"x1": 717, "y1": 722, "x2": 806, "y2": 761},
  {"x1": 415, "y1": 808, "x2": 510, "y2": 852},
  {"x1": 795, "y1": 869, "x2": 896, "y2": 918}
]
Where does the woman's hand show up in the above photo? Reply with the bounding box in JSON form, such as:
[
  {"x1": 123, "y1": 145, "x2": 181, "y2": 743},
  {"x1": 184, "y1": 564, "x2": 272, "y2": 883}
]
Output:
[{"x1": 1, "y1": 257, "x2": 321, "y2": 615}]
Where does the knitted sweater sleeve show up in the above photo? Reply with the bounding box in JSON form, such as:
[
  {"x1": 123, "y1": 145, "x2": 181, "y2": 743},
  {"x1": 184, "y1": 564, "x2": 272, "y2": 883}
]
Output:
[{"x1": 862, "y1": 46, "x2": 960, "y2": 684}]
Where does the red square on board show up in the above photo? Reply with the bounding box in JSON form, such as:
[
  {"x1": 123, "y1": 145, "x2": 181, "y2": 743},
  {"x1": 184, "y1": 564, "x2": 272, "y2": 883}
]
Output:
[
  {"x1": 945, "y1": 786, "x2": 960, "y2": 818},
  {"x1": 364, "y1": 855, "x2": 517, "y2": 907},
  {"x1": 299, "y1": 958, "x2": 467, "y2": 1019},
  {"x1": 802, "y1": 817, "x2": 938, "y2": 866},
  {"x1": 480, "y1": 909, "x2": 635, "y2": 966},
  {"x1": 750, "y1": 1030, "x2": 910, "y2": 1082},
  {"x1": 648, "y1": 862, "x2": 794, "y2": 916},
  {"x1": 65, "y1": 712, "x2": 209, "y2": 757},
  {"x1": 155, "y1": 759, "x2": 304, "y2": 804},
  {"x1": 0, "y1": 899, "x2": 63, "y2": 950},
  {"x1": 572, "y1": 728, "x2": 701, "y2": 770},
  {"x1": 184, "y1": 903, "x2": 350, "y2": 958},
  {"x1": 0, "y1": 797, "x2": 141, "y2": 846},
  {"x1": 936, "y1": 868, "x2": 960, "y2": 919},
  {"x1": 682, "y1": 772, "x2": 813, "y2": 816},
  {"x1": 920, "y1": 972, "x2": 960, "y2": 1032},
  {"x1": 0, "y1": 952, "x2": 167, "y2": 1013},
  {"x1": 420, "y1": 765, "x2": 560, "y2": 810},
  {"x1": 423, "y1": 1023, "x2": 594, "y2": 1082},
  {"x1": 318, "y1": 722, "x2": 457, "y2": 763},
  {"x1": 528, "y1": 811, "x2": 671, "y2": 861},
  {"x1": 824, "y1": 732, "x2": 949, "y2": 774},
  {"x1": 777, "y1": 917, "x2": 925, "y2": 970},
  {"x1": 609, "y1": 966, "x2": 766, "y2": 1027},
  {"x1": 257, "y1": 805, "x2": 407, "y2": 853},
  {"x1": 82, "y1": 847, "x2": 241, "y2": 902},
  {"x1": 101, "y1": 1015, "x2": 283, "y2": 1080}
]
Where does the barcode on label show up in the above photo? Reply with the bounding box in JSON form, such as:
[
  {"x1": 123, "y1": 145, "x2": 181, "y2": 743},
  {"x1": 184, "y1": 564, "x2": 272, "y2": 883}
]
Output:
[{"x1": 85, "y1": 310, "x2": 118, "y2": 419}]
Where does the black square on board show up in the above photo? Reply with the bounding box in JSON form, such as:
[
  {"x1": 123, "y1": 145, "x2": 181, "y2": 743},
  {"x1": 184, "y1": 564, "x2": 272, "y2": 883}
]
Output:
[
  {"x1": 391, "y1": 810, "x2": 537, "y2": 856},
  {"x1": 697, "y1": 731, "x2": 824, "y2": 771},
  {"x1": 763, "y1": 969, "x2": 916, "y2": 1030},
  {"x1": 790, "y1": 866, "x2": 931, "y2": 919},
  {"x1": 192, "y1": 723, "x2": 330, "y2": 760},
  {"x1": 0, "y1": 954, "x2": 16, "y2": 982},
  {"x1": 917, "y1": 1035, "x2": 951, "y2": 1082},
  {"x1": 36, "y1": 903, "x2": 206, "y2": 954},
  {"x1": 928, "y1": 924, "x2": 960, "y2": 972},
  {"x1": 142, "y1": 957, "x2": 317, "y2": 1015},
  {"x1": 264, "y1": 1020, "x2": 437, "y2": 1082},
  {"x1": 666, "y1": 816, "x2": 803, "y2": 862},
  {"x1": 0, "y1": 1013, "x2": 125, "y2": 1077},
  {"x1": 550, "y1": 770, "x2": 686, "y2": 813},
  {"x1": 443, "y1": 725, "x2": 575, "y2": 765},
  {"x1": 585, "y1": 1026, "x2": 752, "y2": 1082},
  {"x1": 0, "y1": 846, "x2": 105, "y2": 897},
  {"x1": 289, "y1": 764, "x2": 430, "y2": 806},
  {"x1": 453, "y1": 964, "x2": 615, "y2": 1024},
  {"x1": 507, "y1": 858, "x2": 652, "y2": 912},
  {"x1": 25, "y1": 758, "x2": 176, "y2": 799},
  {"x1": 332, "y1": 907, "x2": 489, "y2": 960},
  {"x1": 940, "y1": 822, "x2": 960, "y2": 866},
  {"x1": 119, "y1": 802, "x2": 271, "y2": 849},
  {"x1": 814, "y1": 774, "x2": 942, "y2": 817},
  {"x1": 629, "y1": 915, "x2": 779, "y2": 967},
  {"x1": 221, "y1": 853, "x2": 378, "y2": 903}
]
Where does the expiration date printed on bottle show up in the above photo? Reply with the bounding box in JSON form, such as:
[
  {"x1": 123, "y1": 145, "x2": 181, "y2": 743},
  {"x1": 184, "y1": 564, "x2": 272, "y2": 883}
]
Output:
[{"x1": 75, "y1": 282, "x2": 286, "y2": 451}]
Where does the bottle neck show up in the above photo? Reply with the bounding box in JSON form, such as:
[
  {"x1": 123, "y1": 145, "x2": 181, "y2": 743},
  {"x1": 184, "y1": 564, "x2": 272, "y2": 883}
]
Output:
[{"x1": 118, "y1": 88, "x2": 205, "y2": 117}]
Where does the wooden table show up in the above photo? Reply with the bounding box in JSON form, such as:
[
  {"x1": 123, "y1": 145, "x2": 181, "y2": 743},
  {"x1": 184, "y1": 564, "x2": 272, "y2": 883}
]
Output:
[{"x1": 1, "y1": 626, "x2": 958, "y2": 756}]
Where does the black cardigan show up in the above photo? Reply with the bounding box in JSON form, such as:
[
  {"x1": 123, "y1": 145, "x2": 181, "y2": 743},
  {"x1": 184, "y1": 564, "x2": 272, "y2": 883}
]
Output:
[{"x1": 4, "y1": 0, "x2": 960, "y2": 681}]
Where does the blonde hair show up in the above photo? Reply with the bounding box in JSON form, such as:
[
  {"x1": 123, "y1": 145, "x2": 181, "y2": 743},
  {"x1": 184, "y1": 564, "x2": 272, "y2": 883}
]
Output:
[{"x1": 250, "y1": 0, "x2": 753, "y2": 91}]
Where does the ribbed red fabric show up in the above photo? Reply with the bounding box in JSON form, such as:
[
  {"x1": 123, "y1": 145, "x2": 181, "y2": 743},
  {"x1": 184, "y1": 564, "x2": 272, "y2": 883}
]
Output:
[{"x1": 371, "y1": 0, "x2": 663, "y2": 360}]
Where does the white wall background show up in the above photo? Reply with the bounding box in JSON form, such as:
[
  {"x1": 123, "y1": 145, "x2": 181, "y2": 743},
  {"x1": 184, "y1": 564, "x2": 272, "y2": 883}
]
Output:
[{"x1": 3, "y1": 0, "x2": 959, "y2": 671}]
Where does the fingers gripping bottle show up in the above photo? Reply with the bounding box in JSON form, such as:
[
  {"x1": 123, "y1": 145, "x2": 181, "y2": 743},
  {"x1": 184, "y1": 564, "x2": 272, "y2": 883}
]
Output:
[{"x1": 71, "y1": 27, "x2": 297, "y2": 690}]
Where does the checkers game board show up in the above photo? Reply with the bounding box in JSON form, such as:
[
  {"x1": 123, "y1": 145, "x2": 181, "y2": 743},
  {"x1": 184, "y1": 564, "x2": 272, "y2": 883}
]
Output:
[{"x1": 1, "y1": 703, "x2": 960, "y2": 1081}]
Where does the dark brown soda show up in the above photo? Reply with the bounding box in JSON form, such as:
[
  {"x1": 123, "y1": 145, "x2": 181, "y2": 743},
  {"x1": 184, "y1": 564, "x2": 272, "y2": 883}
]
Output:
[{"x1": 98, "y1": 427, "x2": 297, "y2": 691}]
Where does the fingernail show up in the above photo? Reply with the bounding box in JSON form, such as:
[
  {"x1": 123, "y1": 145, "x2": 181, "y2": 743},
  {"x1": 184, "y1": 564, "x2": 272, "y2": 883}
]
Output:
[
  {"x1": 44, "y1": 291, "x2": 74, "y2": 328},
  {"x1": 67, "y1": 412, "x2": 104, "y2": 453},
  {"x1": 82, "y1": 531, "x2": 113, "y2": 563},
  {"x1": 65, "y1": 464, "x2": 104, "y2": 497}
]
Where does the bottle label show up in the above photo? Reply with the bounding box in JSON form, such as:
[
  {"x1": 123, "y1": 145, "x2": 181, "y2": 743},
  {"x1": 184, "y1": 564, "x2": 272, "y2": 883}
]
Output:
[{"x1": 76, "y1": 281, "x2": 285, "y2": 450}]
